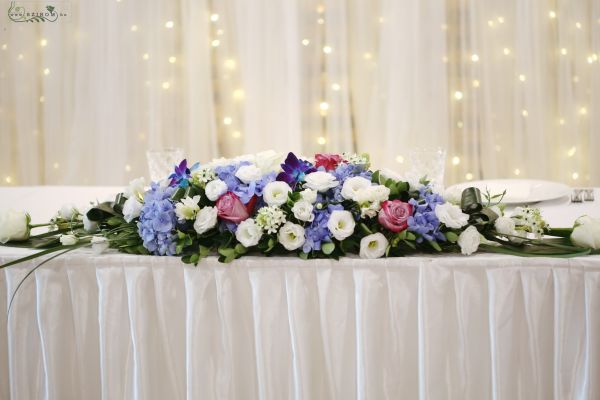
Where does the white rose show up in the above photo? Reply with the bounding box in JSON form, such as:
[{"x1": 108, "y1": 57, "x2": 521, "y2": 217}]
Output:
[
  {"x1": 59, "y1": 203, "x2": 78, "y2": 220},
  {"x1": 341, "y1": 177, "x2": 372, "y2": 201},
  {"x1": 355, "y1": 185, "x2": 390, "y2": 204},
  {"x1": 304, "y1": 171, "x2": 339, "y2": 192},
  {"x1": 60, "y1": 234, "x2": 78, "y2": 246},
  {"x1": 205, "y1": 179, "x2": 228, "y2": 201},
  {"x1": 193, "y1": 206, "x2": 218, "y2": 235},
  {"x1": 300, "y1": 189, "x2": 318, "y2": 204},
  {"x1": 236, "y1": 218, "x2": 262, "y2": 247},
  {"x1": 122, "y1": 196, "x2": 143, "y2": 223},
  {"x1": 278, "y1": 222, "x2": 306, "y2": 251},
  {"x1": 359, "y1": 233, "x2": 389, "y2": 259},
  {"x1": 263, "y1": 181, "x2": 292, "y2": 206},
  {"x1": 494, "y1": 216, "x2": 516, "y2": 236},
  {"x1": 292, "y1": 200, "x2": 314, "y2": 222},
  {"x1": 443, "y1": 186, "x2": 463, "y2": 205},
  {"x1": 124, "y1": 177, "x2": 146, "y2": 200},
  {"x1": 235, "y1": 164, "x2": 263, "y2": 184},
  {"x1": 175, "y1": 195, "x2": 201, "y2": 221},
  {"x1": 435, "y1": 203, "x2": 469, "y2": 229},
  {"x1": 457, "y1": 226, "x2": 480, "y2": 255},
  {"x1": 327, "y1": 210, "x2": 356, "y2": 240},
  {"x1": 0, "y1": 210, "x2": 30, "y2": 243},
  {"x1": 254, "y1": 150, "x2": 284, "y2": 174},
  {"x1": 91, "y1": 236, "x2": 110, "y2": 255},
  {"x1": 571, "y1": 216, "x2": 600, "y2": 249}
]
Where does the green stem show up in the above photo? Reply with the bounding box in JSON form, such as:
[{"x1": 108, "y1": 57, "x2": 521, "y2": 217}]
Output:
[
  {"x1": 547, "y1": 228, "x2": 573, "y2": 238},
  {"x1": 29, "y1": 223, "x2": 53, "y2": 228}
]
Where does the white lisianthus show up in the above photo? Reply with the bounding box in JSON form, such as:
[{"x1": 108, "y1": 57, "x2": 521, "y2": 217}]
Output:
[
  {"x1": 122, "y1": 196, "x2": 143, "y2": 223},
  {"x1": 193, "y1": 206, "x2": 218, "y2": 235},
  {"x1": 278, "y1": 222, "x2": 306, "y2": 251},
  {"x1": 292, "y1": 200, "x2": 314, "y2": 222},
  {"x1": 0, "y1": 210, "x2": 30, "y2": 243},
  {"x1": 355, "y1": 185, "x2": 390, "y2": 204},
  {"x1": 60, "y1": 234, "x2": 78, "y2": 246},
  {"x1": 327, "y1": 210, "x2": 356, "y2": 240},
  {"x1": 457, "y1": 226, "x2": 481, "y2": 255},
  {"x1": 435, "y1": 203, "x2": 469, "y2": 229},
  {"x1": 494, "y1": 216, "x2": 516, "y2": 236},
  {"x1": 263, "y1": 181, "x2": 292, "y2": 207},
  {"x1": 300, "y1": 189, "x2": 318, "y2": 204},
  {"x1": 304, "y1": 171, "x2": 339, "y2": 192},
  {"x1": 359, "y1": 233, "x2": 389, "y2": 259},
  {"x1": 236, "y1": 218, "x2": 263, "y2": 247},
  {"x1": 91, "y1": 236, "x2": 110, "y2": 255},
  {"x1": 443, "y1": 186, "x2": 463, "y2": 205},
  {"x1": 124, "y1": 177, "x2": 146, "y2": 200},
  {"x1": 175, "y1": 195, "x2": 201, "y2": 221},
  {"x1": 235, "y1": 164, "x2": 263, "y2": 184},
  {"x1": 341, "y1": 176, "x2": 372, "y2": 201},
  {"x1": 571, "y1": 216, "x2": 600, "y2": 249},
  {"x1": 254, "y1": 150, "x2": 284, "y2": 174},
  {"x1": 205, "y1": 179, "x2": 228, "y2": 201},
  {"x1": 59, "y1": 203, "x2": 78, "y2": 220}
]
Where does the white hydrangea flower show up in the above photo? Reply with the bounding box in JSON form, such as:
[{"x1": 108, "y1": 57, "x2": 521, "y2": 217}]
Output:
[
  {"x1": 255, "y1": 206, "x2": 287, "y2": 234},
  {"x1": 191, "y1": 167, "x2": 217, "y2": 184}
]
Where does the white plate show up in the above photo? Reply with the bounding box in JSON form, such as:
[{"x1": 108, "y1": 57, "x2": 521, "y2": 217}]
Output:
[{"x1": 446, "y1": 179, "x2": 571, "y2": 205}]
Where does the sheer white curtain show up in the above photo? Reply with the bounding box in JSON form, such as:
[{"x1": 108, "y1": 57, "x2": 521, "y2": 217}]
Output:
[{"x1": 0, "y1": 0, "x2": 598, "y2": 186}]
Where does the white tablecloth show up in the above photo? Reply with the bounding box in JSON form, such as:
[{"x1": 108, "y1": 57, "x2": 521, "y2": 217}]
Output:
[{"x1": 1, "y1": 187, "x2": 600, "y2": 400}]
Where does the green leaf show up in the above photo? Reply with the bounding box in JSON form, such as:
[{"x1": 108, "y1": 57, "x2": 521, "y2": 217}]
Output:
[
  {"x1": 299, "y1": 252, "x2": 309, "y2": 260},
  {"x1": 403, "y1": 240, "x2": 416, "y2": 250},
  {"x1": 359, "y1": 223, "x2": 373, "y2": 235},
  {"x1": 371, "y1": 170, "x2": 381, "y2": 184},
  {"x1": 428, "y1": 240, "x2": 442, "y2": 252},
  {"x1": 322, "y1": 242, "x2": 335, "y2": 255},
  {"x1": 445, "y1": 231, "x2": 459, "y2": 243},
  {"x1": 461, "y1": 187, "x2": 483, "y2": 213},
  {"x1": 406, "y1": 232, "x2": 416, "y2": 241},
  {"x1": 234, "y1": 244, "x2": 247, "y2": 255}
]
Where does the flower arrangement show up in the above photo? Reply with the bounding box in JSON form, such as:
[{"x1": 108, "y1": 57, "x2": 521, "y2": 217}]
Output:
[{"x1": 1, "y1": 151, "x2": 599, "y2": 270}]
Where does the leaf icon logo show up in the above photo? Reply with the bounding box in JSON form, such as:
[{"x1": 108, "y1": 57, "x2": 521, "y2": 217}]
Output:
[{"x1": 46, "y1": 5, "x2": 55, "y2": 13}]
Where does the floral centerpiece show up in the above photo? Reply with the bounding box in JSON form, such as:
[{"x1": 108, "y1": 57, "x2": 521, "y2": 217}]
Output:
[{"x1": 1, "y1": 151, "x2": 599, "y2": 271}]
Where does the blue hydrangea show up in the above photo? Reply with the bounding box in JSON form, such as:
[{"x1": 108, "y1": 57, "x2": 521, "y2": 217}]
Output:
[
  {"x1": 302, "y1": 204, "x2": 343, "y2": 253},
  {"x1": 407, "y1": 186, "x2": 446, "y2": 243},
  {"x1": 138, "y1": 183, "x2": 178, "y2": 255}
]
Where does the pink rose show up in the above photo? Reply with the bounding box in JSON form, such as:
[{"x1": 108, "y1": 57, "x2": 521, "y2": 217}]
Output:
[
  {"x1": 315, "y1": 153, "x2": 343, "y2": 171},
  {"x1": 216, "y1": 192, "x2": 250, "y2": 223},
  {"x1": 378, "y1": 200, "x2": 413, "y2": 233}
]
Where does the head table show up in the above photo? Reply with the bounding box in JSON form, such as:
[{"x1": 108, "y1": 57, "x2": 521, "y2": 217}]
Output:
[{"x1": 0, "y1": 186, "x2": 599, "y2": 400}]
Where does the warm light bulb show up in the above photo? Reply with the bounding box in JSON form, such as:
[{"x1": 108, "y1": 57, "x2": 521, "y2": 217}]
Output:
[
  {"x1": 223, "y1": 117, "x2": 233, "y2": 125},
  {"x1": 518, "y1": 74, "x2": 526, "y2": 82},
  {"x1": 559, "y1": 118, "x2": 565, "y2": 125},
  {"x1": 1, "y1": 44, "x2": 6, "y2": 50},
  {"x1": 17, "y1": 53, "x2": 23, "y2": 60},
  {"x1": 162, "y1": 81, "x2": 170, "y2": 89},
  {"x1": 317, "y1": 136, "x2": 327, "y2": 145},
  {"x1": 40, "y1": 38, "x2": 48, "y2": 47},
  {"x1": 572, "y1": 172, "x2": 579, "y2": 180},
  {"x1": 319, "y1": 102, "x2": 329, "y2": 111},
  {"x1": 503, "y1": 48, "x2": 511, "y2": 55},
  {"x1": 301, "y1": 39, "x2": 310, "y2": 46},
  {"x1": 522, "y1": 109, "x2": 528, "y2": 117},
  {"x1": 211, "y1": 39, "x2": 220, "y2": 47},
  {"x1": 232, "y1": 131, "x2": 241, "y2": 138},
  {"x1": 331, "y1": 83, "x2": 341, "y2": 91},
  {"x1": 472, "y1": 80, "x2": 480, "y2": 88},
  {"x1": 169, "y1": 56, "x2": 176, "y2": 63},
  {"x1": 125, "y1": 164, "x2": 132, "y2": 172},
  {"x1": 142, "y1": 53, "x2": 149, "y2": 60},
  {"x1": 53, "y1": 162, "x2": 60, "y2": 169},
  {"x1": 567, "y1": 146, "x2": 576, "y2": 157},
  {"x1": 232, "y1": 89, "x2": 244, "y2": 100},
  {"x1": 165, "y1": 21, "x2": 174, "y2": 29},
  {"x1": 323, "y1": 46, "x2": 332, "y2": 54},
  {"x1": 487, "y1": 20, "x2": 495, "y2": 27},
  {"x1": 395, "y1": 155, "x2": 404, "y2": 163},
  {"x1": 575, "y1": 22, "x2": 582, "y2": 29},
  {"x1": 465, "y1": 173, "x2": 474, "y2": 180},
  {"x1": 548, "y1": 11, "x2": 556, "y2": 19},
  {"x1": 363, "y1": 52, "x2": 373, "y2": 60},
  {"x1": 317, "y1": 18, "x2": 324, "y2": 25},
  {"x1": 579, "y1": 107, "x2": 587, "y2": 115},
  {"x1": 471, "y1": 54, "x2": 479, "y2": 62},
  {"x1": 452, "y1": 156, "x2": 460, "y2": 166},
  {"x1": 497, "y1": 16, "x2": 505, "y2": 23},
  {"x1": 39, "y1": 96, "x2": 45, "y2": 103},
  {"x1": 454, "y1": 91, "x2": 463, "y2": 100},
  {"x1": 130, "y1": 25, "x2": 138, "y2": 32},
  {"x1": 457, "y1": 121, "x2": 464, "y2": 128},
  {"x1": 514, "y1": 168, "x2": 521, "y2": 176},
  {"x1": 43, "y1": 68, "x2": 50, "y2": 75},
  {"x1": 210, "y1": 14, "x2": 219, "y2": 22},
  {"x1": 4, "y1": 176, "x2": 11, "y2": 184},
  {"x1": 224, "y1": 59, "x2": 236, "y2": 69},
  {"x1": 316, "y1": 4, "x2": 325, "y2": 13}
]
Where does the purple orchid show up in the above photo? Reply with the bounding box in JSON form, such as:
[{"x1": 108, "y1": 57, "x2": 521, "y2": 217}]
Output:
[
  {"x1": 169, "y1": 159, "x2": 199, "y2": 188},
  {"x1": 276, "y1": 152, "x2": 316, "y2": 189}
]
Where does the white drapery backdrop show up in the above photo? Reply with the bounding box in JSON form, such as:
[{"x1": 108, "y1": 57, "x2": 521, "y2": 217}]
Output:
[{"x1": 0, "y1": 0, "x2": 598, "y2": 186}]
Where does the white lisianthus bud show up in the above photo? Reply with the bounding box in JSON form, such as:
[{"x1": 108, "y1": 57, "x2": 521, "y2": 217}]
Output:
[
  {"x1": 341, "y1": 177, "x2": 372, "y2": 201},
  {"x1": 175, "y1": 195, "x2": 201, "y2": 221},
  {"x1": 236, "y1": 218, "x2": 262, "y2": 247},
  {"x1": 359, "y1": 232, "x2": 389, "y2": 259},
  {"x1": 571, "y1": 215, "x2": 600, "y2": 249},
  {"x1": 327, "y1": 210, "x2": 356, "y2": 240},
  {"x1": 0, "y1": 210, "x2": 30, "y2": 243},
  {"x1": 292, "y1": 200, "x2": 314, "y2": 222},
  {"x1": 457, "y1": 226, "x2": 480, "y2": 255},
  {"x1": 205, "y1": 179, "x2": 228, "y2": 201},
  {"x1": 124, "y1": 177, "x2": 146, "y2": 200},
  {"x1": 193, "y1": 206, "x2": 218, "y2": 235},
  {"x1": 122, "y1": 196, "x2": 143, "y2": 223},
  {"x1": 300, "y1": 189, "x2": 318, "y2": 204},
  {"x1": 263, "y1": 181, "x2": 292, "y2": 207},
  {"x1": 59, "y1": 234, "x2": 78, "y2": 246},
  {"x1": 59, "y1": 203, "x2": 78, "y2": 220},
  {"x1": 235, "y1": 164, "x2": 263, "y2": 184},
  {"x1": 278, "y1": 222, "x2": 306, "y2": 251},
  {"x1": 494, "y1": 216, "x2": 516, "y2": 236},
  {"x1": 434, "y1": 203, "x2": 469, "y2": 229},
  {"x1": 91, "y1": 236, "x2": 110, "y2": 255},
  {"x1": 304, "y1": 171, "x2": 339, "y2": 192}
]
